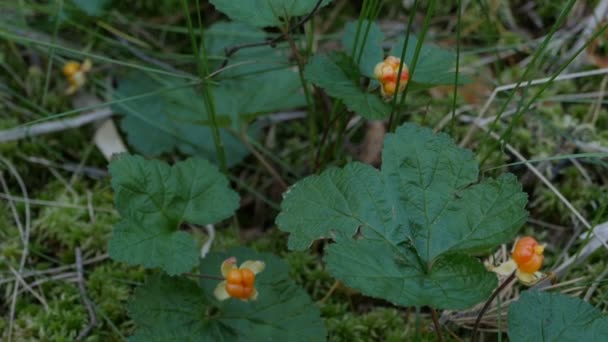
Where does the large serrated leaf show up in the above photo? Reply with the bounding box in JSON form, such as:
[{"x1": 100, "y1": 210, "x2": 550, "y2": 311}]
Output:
[
  {"x1": 114, "y1": 22, "x2": 305, "y2": 167},
  {"x1": 108, "y1": 154, "x2": 239, "y2": 275},
  {"x1": 276, "y1": 123, "x2": 528, "y2": 309},
  {"x1": 304, "y1": 54, "x2": 391, "y2": 119},
  {"x1": 508, "y1": 290, "x2": 608, "y2": 342},
  {"x1": 209, "y1": 0, "x2": 332, "y2": 28},
  {"x1": 128, "y1": 247, "x2": 326, "y2": 341}
]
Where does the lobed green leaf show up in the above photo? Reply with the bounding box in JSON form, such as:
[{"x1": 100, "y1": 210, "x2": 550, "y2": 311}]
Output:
[
  {"x1": 277, "y1": 123, "x2": 528, "y2": 309},
  {"x1": 108, "y1": 154, "x2": 239, "y2": 275}
]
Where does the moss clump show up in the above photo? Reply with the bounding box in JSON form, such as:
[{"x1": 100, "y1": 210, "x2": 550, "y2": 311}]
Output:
[
  {"x1": 32, "y1": 180, "x2": 116, "y2": 262},
  {"x1": 324, "y1": 303, "x2": 442, "y2": 342},
  {"x1": 5, "y1": 283, "x2": 87, "y2": 341}
]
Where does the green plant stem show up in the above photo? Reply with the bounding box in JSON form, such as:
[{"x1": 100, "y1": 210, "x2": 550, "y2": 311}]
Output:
[
  {"x1": 314, "y1": 103, "x2": 345, "y2": 171},
  {"x1": 430, "y1": 307, "x2": 444, "y2": 342},
  {"x1": 471, "y1": 272, "x2": 516, "y2": 342},
  {"x1": 41, "y1": 0, "x2": 62, "y2": 107},
  {"x1": 284, "y1": 27, "x2": 317, "y2": 162},
  {"x1": 387, "y1": 0, "x2": 418, "y2": 131},
  {"x1": 388, "y1": 0, "x2": 436, "y2": 133},
  {"x1": 181, "y1": 0, "x2": 227, "y2": 172},
  {"x1": 449, "y1": 0, "x2": 462, "y2": 135}
]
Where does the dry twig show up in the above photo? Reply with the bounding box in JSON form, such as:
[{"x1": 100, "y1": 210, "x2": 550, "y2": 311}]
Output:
[{"x1": 75, "y1": 248, "x2": 98, "y2": 341}]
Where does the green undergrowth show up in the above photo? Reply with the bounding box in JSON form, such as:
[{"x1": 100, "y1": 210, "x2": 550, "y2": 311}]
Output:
[{"x1": 1, "y1": 0, "x2": 607, "y2": 340}]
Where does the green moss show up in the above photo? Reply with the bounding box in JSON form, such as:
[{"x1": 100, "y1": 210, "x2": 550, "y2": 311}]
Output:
[
  {"x1": 31, "y1": 180, "x2": 116, "y2": 262},
  {"x1": 324, "y1": 304, "x2": 441, "y2": 342},
  {"x1": 7, "y1": 283, "x2": 87, "y2": 341}
]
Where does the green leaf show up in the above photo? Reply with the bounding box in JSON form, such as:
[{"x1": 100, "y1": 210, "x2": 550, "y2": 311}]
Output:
[
  {"x1": 209, "y1": 0, "x2": 332, "y2": 28},
  {"x1": 128, "y1": 274, "x2": 234, "y2": 341},
  {"x1": 129, "y1": 247, "x2": 326, "y2": 341},
  {"x1": 115, "y1": 22, "x2": 306, "y2": 166},
  {"x1": 508, "y1": 290, "x2": 608, "y2": 341},
  {"x1": 70, "y1": 0, "x2": 110, "y2": 16},
  {"x1": 108, "y1": 154, "x2": 239, "y2": 275},
  {"x1": 114, "y1": 71, "x2": 245, "y2": 166},
  {"x1": 341, "y1": 20, "x2": 385, "y2": 78},
  {"x1": 276, "y1": 123, "x2": 528, "y2": 309},
  {"x1": 114, "y1": 68, "x2": 304, "y2": 166},
  {"x1": 304, "y1": 54, "x2": 391, "y2": 119},
  {"x1": 206, "y1": 21, "x2": 285, "y2": 77},
  {"x1": 390, "y1": 35, "x2": 466, "y2": 86}
]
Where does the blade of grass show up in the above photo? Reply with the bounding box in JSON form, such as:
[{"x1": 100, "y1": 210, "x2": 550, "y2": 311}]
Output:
[
  {"x1": 388, "y1": 0, "x2": 437, "y2": 132},
  {"x1": 475, "y1": 0, "x2": 577, "y2": 163},
  {"x1": 387, "y1": 0, "x2": 418, "y2": 131},
  {"x1": 9, "y1": 80, "x2": 201, "y2": 129},
  {"x1": 181, "y1": 0, "x2": 227, "y2": 172},
  {"x1": 483, "y1": 152, "x2": 608, "y2": 171},
  {"x1": 480, "y1": 22, "x2": 608, "y2": 166},
  {"x1": 450, "y1": 0, "x2": 462, "y2": 135},
  {"x1": 41, "y1": 0, "x2": 63, "y2": 107},
  {"x1": 0, "y1": 29, "x2": 198, "y2": 80}
]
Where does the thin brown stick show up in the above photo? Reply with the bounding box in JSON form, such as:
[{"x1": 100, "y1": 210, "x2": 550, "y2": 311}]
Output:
[
  {"x1": 430, "y1": 307, "x2": 445, "y2": 342},
  {"x1": 219, "y1": 0, "x2": 325, "y2": 69},
  {"x1": 75, "y1": 248, "x2": 98, "y2": 341},
  {"x1": 471, "y1": 272, "x2": 516, "y2": 342}
]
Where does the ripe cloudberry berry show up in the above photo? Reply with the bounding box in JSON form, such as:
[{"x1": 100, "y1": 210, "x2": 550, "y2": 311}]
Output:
[
  {"x1": 214, "y1": 257, "x2": 265, "y2": 301},
  {"x1": 374, "y1": 56, "x2": 410, "y2": 97}
]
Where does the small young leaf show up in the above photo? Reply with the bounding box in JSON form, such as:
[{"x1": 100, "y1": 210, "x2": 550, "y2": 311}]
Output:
[
  {"x1": 129, "y1": 248, "x2": 326, "y2": 341},
  {"x1": 108, "y1": 154, "x2": 239, "y2": 275},
  {"x1": 508, "y1": 290, "x2": 608, "y2": 341},
  {"x1": 276, "y1": 123, "x2": 528, "y2": 309},
  {"x1": 209, "y1": 0, "x2": 332, "y2": 28},
  {"x1": 304, "y1": 54, "x2": 390, "y2": 119},
  {"x1": 341, "y1": 20, "x2": 385, "y2": 78}
]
